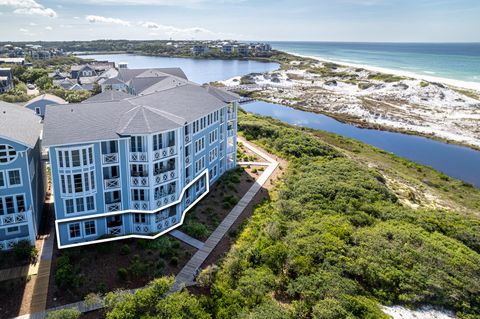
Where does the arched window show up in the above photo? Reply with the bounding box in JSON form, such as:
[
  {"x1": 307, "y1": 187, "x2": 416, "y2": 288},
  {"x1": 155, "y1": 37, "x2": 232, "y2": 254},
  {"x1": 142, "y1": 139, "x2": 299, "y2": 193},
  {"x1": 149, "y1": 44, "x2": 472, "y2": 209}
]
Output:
[{"x1": 0, "y1": 144, "x2": 17, "y2": 164}]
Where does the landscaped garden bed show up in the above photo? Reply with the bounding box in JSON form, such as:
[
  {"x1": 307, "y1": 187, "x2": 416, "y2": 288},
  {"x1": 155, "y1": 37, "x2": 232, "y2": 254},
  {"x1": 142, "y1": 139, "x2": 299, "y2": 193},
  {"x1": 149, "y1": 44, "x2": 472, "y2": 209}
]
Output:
[
  {"x1": 46, "y1": 235, "x2": 196, "y2": 308},
  {"x1": 179, "y1": 164, "x2": 264, "y2": 241}
]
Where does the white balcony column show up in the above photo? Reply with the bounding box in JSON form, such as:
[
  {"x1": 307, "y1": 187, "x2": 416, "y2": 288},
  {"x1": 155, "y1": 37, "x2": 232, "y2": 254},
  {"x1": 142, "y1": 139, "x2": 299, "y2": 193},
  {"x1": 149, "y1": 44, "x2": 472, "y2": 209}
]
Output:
[{"x1": 26, "y1": 209, "x2": 35, "y2": 245}]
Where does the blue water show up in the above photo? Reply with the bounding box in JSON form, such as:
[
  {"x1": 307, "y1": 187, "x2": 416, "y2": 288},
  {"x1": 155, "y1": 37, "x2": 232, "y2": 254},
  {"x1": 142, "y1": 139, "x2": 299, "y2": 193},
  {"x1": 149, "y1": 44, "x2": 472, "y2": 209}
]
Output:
[
  {"x1": 269, "y1": 42, "x2": 480, "y2": 83},
  {"x1": 81, "y1": 53, "x2": 480, "y2": 187},
  {"x1": 243, "y1": 101, "x2": 480, "y2": 187},
  {"x1": 77, "y1": 54, "x2": 279, "y2": 84}
]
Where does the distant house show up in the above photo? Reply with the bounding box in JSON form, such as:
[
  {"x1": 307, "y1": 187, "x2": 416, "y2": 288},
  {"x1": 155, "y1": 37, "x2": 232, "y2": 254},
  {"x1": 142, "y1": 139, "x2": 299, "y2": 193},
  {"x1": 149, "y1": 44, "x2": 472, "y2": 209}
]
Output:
[
  {"x1": 236, "y1": 44, "x2": 249, "y2": 56},
  {"x1": 29, "y1": 50, "x2": 51, "y2": 60},
  {"x1": 71, "y1": 65, "x2": 98, "y2": 79},
  {"x1": 191, "y1": 45, "x2": 209, "y2": 55},
  {"x1": 24, "y1": 94, "x2": 67, "y2": 118},
  {"x1": 48, "y1": 70, "x2": 70, "y2": 80},
  {"x1": 0, "y1": 58, "x2": 25, "y2": 65},
  {"x1": 222, "y1": 44, "x2": 234, "y2": 54},
  {"x1": 0, "y1": 68, "x2": 14, "y2": 93},
  {"x1": 53, "y1": 78, "x2": 77, "y2": 91},
  {"x1": 0, "y1": 101, "x2": 45, "y2": 251}
]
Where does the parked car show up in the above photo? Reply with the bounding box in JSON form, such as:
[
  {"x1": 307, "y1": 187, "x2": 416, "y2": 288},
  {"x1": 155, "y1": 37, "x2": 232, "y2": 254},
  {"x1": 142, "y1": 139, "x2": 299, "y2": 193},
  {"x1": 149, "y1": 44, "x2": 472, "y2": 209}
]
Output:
[{"x1": 27, "y1": 83, "x2": 35, "y2": 90}]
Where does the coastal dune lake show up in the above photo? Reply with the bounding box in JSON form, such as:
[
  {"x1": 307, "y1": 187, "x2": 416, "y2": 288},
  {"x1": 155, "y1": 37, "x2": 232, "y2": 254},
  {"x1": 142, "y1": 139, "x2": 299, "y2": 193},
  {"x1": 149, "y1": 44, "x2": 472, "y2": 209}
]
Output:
[{"x1": 80, "y1": 54, "x2": 480, "y2": 187}]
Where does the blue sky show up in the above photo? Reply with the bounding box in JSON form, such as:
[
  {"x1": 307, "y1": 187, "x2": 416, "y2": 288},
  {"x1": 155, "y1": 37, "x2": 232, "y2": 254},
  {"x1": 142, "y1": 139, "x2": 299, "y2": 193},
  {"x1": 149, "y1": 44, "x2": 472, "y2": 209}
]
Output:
[{"x1": 0, "y1": 0, "x2": 479, "y2": 42}]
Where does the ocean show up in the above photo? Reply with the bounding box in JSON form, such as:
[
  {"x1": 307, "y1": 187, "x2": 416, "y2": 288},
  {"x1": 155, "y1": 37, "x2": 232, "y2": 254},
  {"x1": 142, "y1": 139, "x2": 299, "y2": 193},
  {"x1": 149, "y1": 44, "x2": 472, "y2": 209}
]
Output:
[{"x1": 268, "y1": 42, "x2": 480, "y2": 84}]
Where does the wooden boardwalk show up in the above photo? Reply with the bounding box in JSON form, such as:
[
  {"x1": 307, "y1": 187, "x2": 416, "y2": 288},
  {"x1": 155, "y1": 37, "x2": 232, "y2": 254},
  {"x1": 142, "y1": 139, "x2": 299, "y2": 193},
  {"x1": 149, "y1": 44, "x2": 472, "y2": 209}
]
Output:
[
  {"x1": 169, "y1": 230, "x2": 204, "y2": 250},
  {"x1": 175, "y1": 138, "x2": 278, "y2": 287}
]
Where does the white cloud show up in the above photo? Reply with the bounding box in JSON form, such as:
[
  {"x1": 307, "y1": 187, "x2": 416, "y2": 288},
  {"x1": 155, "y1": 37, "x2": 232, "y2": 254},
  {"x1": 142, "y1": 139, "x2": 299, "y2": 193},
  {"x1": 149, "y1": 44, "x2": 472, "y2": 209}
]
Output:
[
  {"x1": 45, "y1": 26, "x2": 53, "y2": 31},
  {"x1": 139, "y1": 21, "x2": 223, "y2": 38},
  {"x1": 0, "y1": 0, "x2": 58, "y2": 18},
  {"x1": 64, "y1": 0, "x2": 245, "y2": 6},
  {"x1": 19, "y1": 28, "x2": 29, "y2": 33},
  {"x1": 29, "y1": 22, "x2": 37, "y2": 26},
  {"x1": 86, "y1": 15, "x2": 131, "y2": 26}
]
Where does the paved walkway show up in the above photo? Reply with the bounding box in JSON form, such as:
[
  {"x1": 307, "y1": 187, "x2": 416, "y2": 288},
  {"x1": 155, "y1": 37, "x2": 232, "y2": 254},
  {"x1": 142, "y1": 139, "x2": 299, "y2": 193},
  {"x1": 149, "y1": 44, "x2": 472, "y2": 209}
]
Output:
[
  {"x1": 175, "y1": 138, "x2": 278, "y2": 287},
  {"x1": 169, "y1": 230, "x2": 204, "y2": 250}
]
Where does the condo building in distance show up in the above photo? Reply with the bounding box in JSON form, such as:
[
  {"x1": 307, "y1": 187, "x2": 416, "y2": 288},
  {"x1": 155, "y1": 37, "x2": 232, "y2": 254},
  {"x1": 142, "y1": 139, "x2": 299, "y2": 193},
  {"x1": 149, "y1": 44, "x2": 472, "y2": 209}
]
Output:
[
  {"x1": 0, "y1": 101, "x2": 45, "y2": 250},
  {"x1": 43, "y1": 68, "x2": 239, "y2": 249}
]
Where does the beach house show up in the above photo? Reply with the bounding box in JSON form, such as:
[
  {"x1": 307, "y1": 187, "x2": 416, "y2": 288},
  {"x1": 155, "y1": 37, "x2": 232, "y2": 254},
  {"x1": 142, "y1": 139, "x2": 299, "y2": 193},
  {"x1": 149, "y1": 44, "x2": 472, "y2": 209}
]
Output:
[
  {"x1": 42, "y1": 70, "x2": 239, "y2": 249},
  {"x1": 0, "y1": 68, "x2": 14, "y2": 93},
  {"x1": 0, "y1": 102, "x2": 45, "y2": 250},
  {"x1": 24, "y1": 94, "x2": 67, "y2": 119}
]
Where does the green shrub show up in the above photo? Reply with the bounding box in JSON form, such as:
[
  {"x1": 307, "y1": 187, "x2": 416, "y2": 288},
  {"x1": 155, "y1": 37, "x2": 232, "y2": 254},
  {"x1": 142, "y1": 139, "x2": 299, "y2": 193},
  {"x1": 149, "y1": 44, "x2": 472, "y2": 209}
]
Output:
[
  {"x1": 117, "y1": 267, "x2": 128, "y2": 281},
  {"x1": 170, "y1": 256, "x2": 179, "y2": 266},
  {"x1": 12, "y1": 240, "x2": 38, "y2": 262},
  {"x1": 46, "y1": 308, "x2": 81, "y2": 319},
  {"x1": 120, "y1": 244, "x2": 131, "y2": 256}
]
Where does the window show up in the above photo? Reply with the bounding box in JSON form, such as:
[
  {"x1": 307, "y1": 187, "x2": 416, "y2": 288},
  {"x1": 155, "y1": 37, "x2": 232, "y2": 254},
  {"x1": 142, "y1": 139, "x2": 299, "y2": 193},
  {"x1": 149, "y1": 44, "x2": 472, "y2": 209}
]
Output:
[
  {"x1": 167, "y1": 131, "x2": 175, "y2": 147},
  {"x1": 65, "y1": 199, "x2": 74, "y2": 214},
  {"x1": 71, "y1": 150, "x2": 81, "y2": 167},
  {"x1": 8, "y1": 170, "x2": 21, "y2": 187},
  {"x1": 6, "y1": 226, "x2": 20, "y2": 235},
  {"x1": 84, "y1": 220, "x2": 96, "y2": 236},
  {"x1": 209, "y1": 147, "x2": 218, "y2": 164},
  {"x1": 86, "y1": 196, "x2": 95, "y2": 211},
  {"x1": 209, "y1": 129, "x2": 218, "y2": 144},
  {"x1": 73, "y1": 174, "x2": 83, "y2": 193},
  {"x1": 35, "y1": 107, "x2": 41, "y2": 115},
  {"x1": 132, "y1": 189, "x2": 146, "y2": 201},
  {"x1": 195, "y1": 156, "x2": 205, "y2": 174},
  {"x1": 0, "y1": 171, "x2": 4, "y2": 188},
  {"x1": 5, "y1": 197, "x2": 14, "y2": 214},
  {"x1": 130, "y1": 136, "x2": 144, "y2": 152},
  {"x1": 153, "y1": 133, "x2": 163, "y2": 151},
  {"x1": 69, "y1": 223, "x2": 81, "y2": 239},
  {"x1": 16, "y1": 195, "x2": 25, "y2": 212},
  {"x1": 195, "y1": 137, "x2": 205, "y2": 154},
  {"x1": 57, "y1": 146, "x2": 94, "y2": 168},
  {"x1": 76, "y1": 198, "x2": 85, "y2": 212},
  {"x1": 210, "y1": 165, "x2": 218, "y2": 179},
  {"x1": 0, "y1": 144, "x2": 17, "y2": 164},
  {"x1": 134, "y1": 213, "x2": 146, "y2": 224}
]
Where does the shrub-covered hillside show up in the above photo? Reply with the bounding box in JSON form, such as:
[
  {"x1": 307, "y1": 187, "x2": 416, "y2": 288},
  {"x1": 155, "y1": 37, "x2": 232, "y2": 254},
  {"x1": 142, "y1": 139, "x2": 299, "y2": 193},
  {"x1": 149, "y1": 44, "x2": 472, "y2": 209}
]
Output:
[{"x1": 106, "y1": 111, "x2": 480, "y2": 319}]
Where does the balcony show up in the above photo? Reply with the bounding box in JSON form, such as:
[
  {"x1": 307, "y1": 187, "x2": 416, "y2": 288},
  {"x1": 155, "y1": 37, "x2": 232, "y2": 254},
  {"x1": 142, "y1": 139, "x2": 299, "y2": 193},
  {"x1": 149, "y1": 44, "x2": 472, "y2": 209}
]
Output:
[
  {"x1": 107, "y1": 226, "x2": 123, "y2": 236},
  {"x1": 154, "y1": 193, "x2": 177, "y2": 209},
  {"x1": 153, "y1": 146, "x2": 176, "y2": 161},
  {"x1": 130, "y1": 152, "x2": 148, "y2": 162},
  {"x1": 227, "y1": 113, "x2": 235, "y2": 121},
  {"x1": 0, "y1": 211, "x2": 30, "y2": 227},
  {"x1": 154, "y1": 170, "x2": 176, "y2": 186},
  {"x1": 104, "y1": 178, "x2": 120, "y2": 190},
  {"x1": 185, "y1": 134, "x2": 192, "y2": 144},
  {"x1": 0, "y1": 236, "x2": 30, "y2": 251},
  {"x1": 105, "y1": 202, "x2": 121, "y2": 212},
  {"x1": 185, "y1": 154, "x2": 192, "y2": 166},
  {"x1": 130, "y1": 176, "x2": 149, "y2": 187},
  {"x1": 227, "y1": 129, "x2": 235, "y2": 137},
  {"x1": 102, "y1": 153, "x2": 119, "y2": 165},
  {"x1": 155, "y1": 216, "x2": 177, "y2": 231},
  {"x1": 132, "y1": 201, "x2": 150, "y2": 210},
  {"x1": 134, "y1": 224, "x2": 151, "y2": 234}
]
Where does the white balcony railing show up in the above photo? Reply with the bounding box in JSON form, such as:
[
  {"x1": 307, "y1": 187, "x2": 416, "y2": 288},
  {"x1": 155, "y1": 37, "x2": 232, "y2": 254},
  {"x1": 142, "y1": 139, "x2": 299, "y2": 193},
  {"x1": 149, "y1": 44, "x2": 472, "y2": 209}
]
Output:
[
  {"x1": 105, "y1": 202, "x2": 121, "y2": 212},
  {"x1": 0, "y1": 211, "x2": 30, "y2": 227},
  {"x1": 130, "y1": 176, "x2": 149, "y2": 187},
  {"x1": 185, "y1": 134, "x2": 192, "y2": 144},
  {"x1": 154, "y1": 170, "x2": 176, "y2": 186},
  {"x1": 155, "y1": 194, "x2": 177, "y2": 209},
  {"x1": 102, "y1": 153, "x2": 119, "y2": 165},
  {"x1": 132, "y1": 201, "x2": 150, "y2": 210},
  {"x1": 0, "y1": 236, "x2": 31, "y2": 251},
  {"x1": 130, "y1": 152, "x2": 148, "y2": 162},
  {"x1": 185, "y1": 154, "x2": 192, "y2": 166},
  {"x1": 134, "y1": 224, "x2": 151, "y2": 234},
  {"x1": 104, "y1": 178, "x2": 120, "y2": 190},
  {"x1": 227, "y1": 129, "x2": 235, "y2": 137},
  {"x1": 153, "y1": 146, "x2": 176, "y2": 161},
  {"x1": 107, "y1": 226, "x2": 123, "y2": 236},
  {"x1": 156, "y1": 216, "x2": 177, "y2": 231}
]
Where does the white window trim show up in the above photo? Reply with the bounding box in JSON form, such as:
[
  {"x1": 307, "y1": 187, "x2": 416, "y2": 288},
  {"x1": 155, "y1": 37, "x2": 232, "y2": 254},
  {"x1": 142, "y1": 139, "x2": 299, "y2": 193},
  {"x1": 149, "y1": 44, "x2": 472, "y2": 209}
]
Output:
[
  {"x1": 6, "y1": 169, "x2": 22, "y2": 188},
  {"x1": 0, "y1": 171, "x2": 5, "y2": 189},
  {"x1": 63, "y1": 195, "x2": 96, "y2": 216},
  {"x1": 194, "y1": 137, "x2": 205, "y2": 155},
  {"x1": 0, "y1": 144, "x2": 18, "y2": 164},
  {"x1": 67, "y1": 222, "x2": 83, "y2": 240},
  {"x1": 83, "y1": 220, "x2": 97, "y2": 238},
  {"x1": 35, "y1": 107, "x2": 41, "y2": 115},
  {"x1": 209, "y1": 129, "x2": 218, "y2": 145}
]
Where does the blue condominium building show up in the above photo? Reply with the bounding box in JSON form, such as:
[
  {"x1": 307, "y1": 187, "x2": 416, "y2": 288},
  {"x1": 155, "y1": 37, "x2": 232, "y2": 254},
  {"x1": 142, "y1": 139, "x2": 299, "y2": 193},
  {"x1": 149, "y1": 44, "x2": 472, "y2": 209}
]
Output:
[
  {"x1": 43, "y1": 69, "x2": 239, "y2": 249},
  {"x1": 0, "y1": 101, "x2": 45, "y2": 250}
]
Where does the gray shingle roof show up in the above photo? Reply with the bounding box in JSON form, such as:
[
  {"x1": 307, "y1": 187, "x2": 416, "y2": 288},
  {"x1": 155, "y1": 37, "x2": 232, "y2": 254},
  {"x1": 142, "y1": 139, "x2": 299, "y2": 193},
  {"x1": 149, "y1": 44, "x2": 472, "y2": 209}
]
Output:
[
  {"x1": 43, "y1": 82, "x2": 238, "y2": 147},
  {"x1": 118, "y1": 68, "x2": 188, "y2": 83},
  {"x1": 24, "y1": 94, "x2": 67, "y2": 107},
  {"x1": 83, "y1": 90, "x2": 133, "y2": 103},
  {"x1": 0, "y1": 101, "x2": 42, "y2": 148}
]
